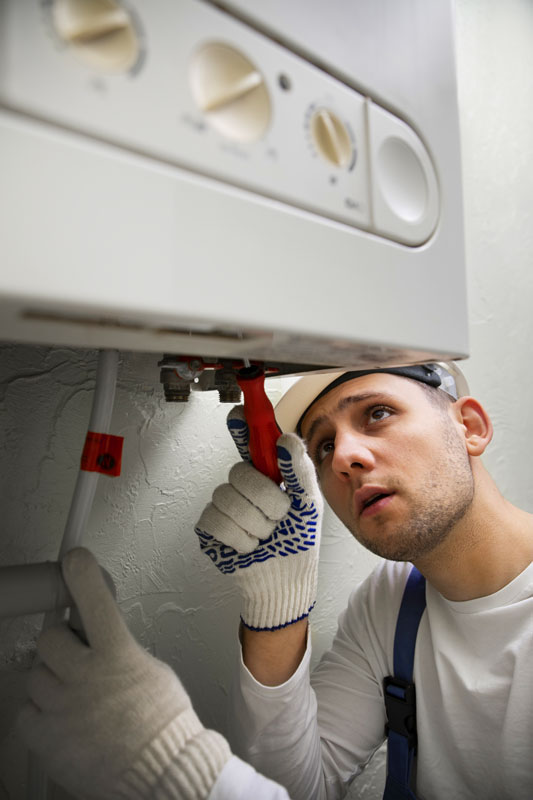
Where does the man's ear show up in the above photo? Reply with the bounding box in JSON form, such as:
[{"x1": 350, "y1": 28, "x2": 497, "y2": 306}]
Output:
[{"x1": 452, "y1": 396, "x2": 493, "y2": 456}]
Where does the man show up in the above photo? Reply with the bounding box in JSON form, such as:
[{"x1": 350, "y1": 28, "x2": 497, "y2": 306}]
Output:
[
  {"x1": 195, "y1": 362, "x2": 533, "y2": 799},
  {"x1": 17, "y1": 363, "x2": 533, "y2": 799}
]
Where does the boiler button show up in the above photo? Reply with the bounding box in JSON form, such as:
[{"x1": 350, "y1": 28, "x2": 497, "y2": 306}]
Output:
[{"x1": 367, "y1": 101, "x2": 439, "y2": 246}]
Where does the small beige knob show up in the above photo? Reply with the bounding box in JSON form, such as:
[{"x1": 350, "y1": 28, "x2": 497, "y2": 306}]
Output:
[
  {"x1": 52, "y1": 0, "x2": 139, "y2": 73},
  {"x1": 310, "y1": 109, "x2": 353, "y2": 168},
  {"x1": 190, "y1": 42, "x2": 271, "y2": 143}
]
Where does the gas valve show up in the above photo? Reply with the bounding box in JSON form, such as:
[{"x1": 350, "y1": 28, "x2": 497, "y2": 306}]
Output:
[{"x1": 157, "y1": 354, "x2": 325, "y2": 402}]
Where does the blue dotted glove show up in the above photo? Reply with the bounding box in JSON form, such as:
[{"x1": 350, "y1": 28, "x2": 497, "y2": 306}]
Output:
[{"x1": 195, "y1": 406, "x2": 323, "y2": 630}]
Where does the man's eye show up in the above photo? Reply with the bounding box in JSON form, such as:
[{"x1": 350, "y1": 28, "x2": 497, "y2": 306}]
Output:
[
  {"x1": 368, "y1": 406, "x2": 392, "y2": 424},
  {"x1": 314, "y1": 440, "x2": 334, "y2": 464}
]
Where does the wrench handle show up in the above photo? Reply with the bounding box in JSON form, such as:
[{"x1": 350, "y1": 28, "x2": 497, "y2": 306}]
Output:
[{"x1": 237, "y1": 367, "x2": 282, "y2": 484}]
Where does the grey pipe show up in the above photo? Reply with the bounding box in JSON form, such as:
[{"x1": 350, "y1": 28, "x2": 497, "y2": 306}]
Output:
[{"x1": 0, "y1": 560, "x2": 115, "y2": 620}]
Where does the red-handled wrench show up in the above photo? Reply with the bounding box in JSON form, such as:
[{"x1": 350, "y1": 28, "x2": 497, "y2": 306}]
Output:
[{"x1": 237, "y1": 365, "x2": 282, "y2": 484}]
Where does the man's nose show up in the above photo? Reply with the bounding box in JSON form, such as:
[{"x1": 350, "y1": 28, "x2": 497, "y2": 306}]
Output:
[{"x1": 331, "y1": 430, "x2": 376, "y2": 479}]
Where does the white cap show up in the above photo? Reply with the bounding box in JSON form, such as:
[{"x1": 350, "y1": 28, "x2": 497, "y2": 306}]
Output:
[{"x1": 275, "y1": 361, "x2": 469, "y2": 434}]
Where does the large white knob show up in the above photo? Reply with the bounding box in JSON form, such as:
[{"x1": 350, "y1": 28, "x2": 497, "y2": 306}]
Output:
[
  {"x1": 189, "y1": 43, "x2": 271, "y2": 143},
  {"x1": 310, "y1": 109, "x2": 353, "y2": 168},
  {"x1": 52, "y1": 0, "x2": 139, "y2": 73}
]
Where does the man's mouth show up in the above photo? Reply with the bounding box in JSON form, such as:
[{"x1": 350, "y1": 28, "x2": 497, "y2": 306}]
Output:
[{"x1": 355, "y1": 487, "x2": 395, "y2": 518}]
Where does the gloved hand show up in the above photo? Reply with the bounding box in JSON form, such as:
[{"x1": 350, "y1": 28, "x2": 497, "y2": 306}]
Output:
[
  {"x1": 195, "y1": 406, "x2": 323, "y2": 631},
  {"x1": 17, "y1": 548, "x2": 231, "y2": 800}
]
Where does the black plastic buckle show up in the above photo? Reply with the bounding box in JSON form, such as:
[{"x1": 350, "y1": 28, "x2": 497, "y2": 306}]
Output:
[{"x1": 383, "y1": 676, "x2": 418, "y2": 751}]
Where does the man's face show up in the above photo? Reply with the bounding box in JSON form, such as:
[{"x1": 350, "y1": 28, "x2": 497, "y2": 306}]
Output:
[{"x1": 300, "y1": 373, "x2": 474, "y2": 562}]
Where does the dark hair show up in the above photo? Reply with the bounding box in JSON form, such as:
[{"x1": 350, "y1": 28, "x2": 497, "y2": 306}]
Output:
[{"x1": 415, "y1": 379, "x2": 455, "y2": 412}]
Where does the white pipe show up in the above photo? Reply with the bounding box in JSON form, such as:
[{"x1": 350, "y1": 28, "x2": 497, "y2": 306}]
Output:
[
  {"x1": 28, "y1": 349, "x2": 119, "y2": 800},
  {"x1": 58, "y1": 349, "x2": 119, "y2": 559}
]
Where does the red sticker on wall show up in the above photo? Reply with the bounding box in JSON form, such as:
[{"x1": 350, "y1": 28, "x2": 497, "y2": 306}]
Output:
[{"x1": 81, "y1": 432, "x2": 124, "y2": 477}]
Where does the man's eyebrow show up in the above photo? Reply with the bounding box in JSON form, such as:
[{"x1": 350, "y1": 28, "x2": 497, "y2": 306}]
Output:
[{"x1": 304, "y1": 392, "x2": 390, "y2": 443}]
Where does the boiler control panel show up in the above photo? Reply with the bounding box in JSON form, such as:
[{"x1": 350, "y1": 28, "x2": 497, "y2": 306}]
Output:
[{"x1": 1, "y1": 0, "x2": 438, "y2": 246}]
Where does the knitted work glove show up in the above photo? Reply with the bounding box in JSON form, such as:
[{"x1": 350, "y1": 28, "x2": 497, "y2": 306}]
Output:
[
  {"x1": 195, "y1": 406, "x2": 323, "y2": 631},
  {"x1": 17, "y1": 548, "x2": 231, "y2": 800}
]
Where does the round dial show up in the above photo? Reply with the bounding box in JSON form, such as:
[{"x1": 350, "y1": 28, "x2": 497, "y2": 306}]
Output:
[
  {"x1": 310, "y1": 109, "x2": 353, "y2": 168},
  {"x1": 52, "y1": 0, "x2": 140, "y2": 73},
  {"x1": 189, "y1": 42, "x2": 271, "y2": 143}
]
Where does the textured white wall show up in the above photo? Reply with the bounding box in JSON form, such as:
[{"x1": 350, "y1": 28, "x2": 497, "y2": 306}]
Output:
[
  {"x1": 1, "y1": 2, "x2": 532, "y2": 798},
  {"x1": 455, "y1": 0, "x2": 533, "y2": 512}
]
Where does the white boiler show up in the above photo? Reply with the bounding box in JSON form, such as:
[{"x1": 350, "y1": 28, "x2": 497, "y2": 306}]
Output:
[{"x1": 0, "y1": 0, "x2": 467, "y2": 372}]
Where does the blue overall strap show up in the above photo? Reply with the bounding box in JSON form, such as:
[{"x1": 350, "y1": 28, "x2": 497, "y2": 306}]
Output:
[{"x1": 382, "y1": 565, "x2": 426, "y2": 800}]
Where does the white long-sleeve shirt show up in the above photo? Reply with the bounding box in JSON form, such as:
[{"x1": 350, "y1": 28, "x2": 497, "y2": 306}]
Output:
[
  {"x1": 210, "y1": 757, "x2": 290, "y2": 799},
  {"x1": 220, "y1": 559, "x2": 533, "y2": 800}
]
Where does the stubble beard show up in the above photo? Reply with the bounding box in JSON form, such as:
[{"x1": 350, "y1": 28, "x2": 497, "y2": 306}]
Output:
[{"x1": 348, "y1": 420, "x2": 475, "y2": 562}]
